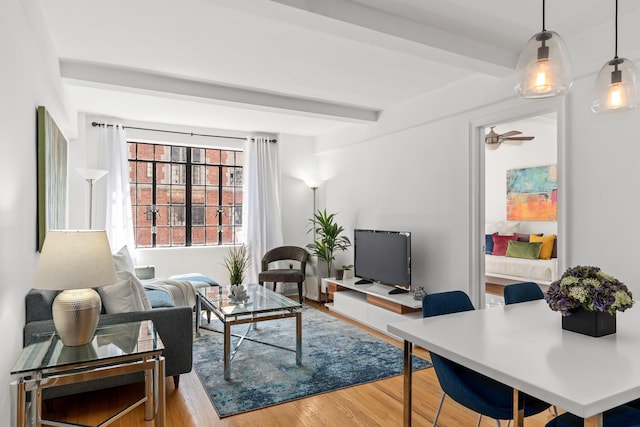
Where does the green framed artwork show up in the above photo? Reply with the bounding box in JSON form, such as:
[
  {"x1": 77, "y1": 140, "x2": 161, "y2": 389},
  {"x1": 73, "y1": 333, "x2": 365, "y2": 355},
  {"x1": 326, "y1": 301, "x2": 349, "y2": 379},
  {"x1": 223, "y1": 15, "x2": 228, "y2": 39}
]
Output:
[{"x1": 37, "y1": 106, "x2": 68, "y2": 251}]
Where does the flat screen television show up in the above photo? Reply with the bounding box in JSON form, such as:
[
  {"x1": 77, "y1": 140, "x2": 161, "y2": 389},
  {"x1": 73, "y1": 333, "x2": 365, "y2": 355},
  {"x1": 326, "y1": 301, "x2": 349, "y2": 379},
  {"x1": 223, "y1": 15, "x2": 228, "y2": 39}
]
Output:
[{"x1": 353, "y1": 229, "x2": 411, "y2": 289}]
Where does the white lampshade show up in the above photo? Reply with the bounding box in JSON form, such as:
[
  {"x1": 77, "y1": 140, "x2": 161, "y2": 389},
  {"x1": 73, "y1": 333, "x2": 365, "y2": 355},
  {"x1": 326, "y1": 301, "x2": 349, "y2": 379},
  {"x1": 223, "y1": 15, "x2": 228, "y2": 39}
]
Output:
[
  {"x1": 515, "y1": 30, "x2": 573, "y2": 99},
  {"x1": 33, "y1": 230, "x2": 117, "y2": 290},
  {"x1": 304, "y1": 179, "x2": 323, "y2": 189},
  {"x1": 76, "y1": 168, "x2": 108, "y2": 182},
  {"x1": 33, "y1": 230, "x2": 117, "y2": 346}
]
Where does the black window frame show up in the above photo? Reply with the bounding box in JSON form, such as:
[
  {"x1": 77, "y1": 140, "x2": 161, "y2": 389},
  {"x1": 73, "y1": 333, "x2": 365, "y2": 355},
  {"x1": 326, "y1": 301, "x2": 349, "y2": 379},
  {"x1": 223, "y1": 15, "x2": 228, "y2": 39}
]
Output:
[{"x1": 128, "y1": 141, "x2": 244, "y2": 248}]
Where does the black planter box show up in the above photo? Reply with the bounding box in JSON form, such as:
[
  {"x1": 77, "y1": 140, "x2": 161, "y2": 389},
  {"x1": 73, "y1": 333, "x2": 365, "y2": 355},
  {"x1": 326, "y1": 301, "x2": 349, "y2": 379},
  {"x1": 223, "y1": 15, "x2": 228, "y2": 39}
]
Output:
[{"x1": 562, "y1": 308, "x2": 616, "y2": 337}]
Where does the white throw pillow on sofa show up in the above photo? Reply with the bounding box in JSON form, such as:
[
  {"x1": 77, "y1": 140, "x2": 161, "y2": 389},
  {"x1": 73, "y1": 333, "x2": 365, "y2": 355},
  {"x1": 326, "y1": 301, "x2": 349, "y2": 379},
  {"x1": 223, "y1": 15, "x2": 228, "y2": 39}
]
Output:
[
  {"x1": 98, "y1": 271, "x2": 151, "y2": 313},
  {"x1": 112, "y1": 245, "x2": 136, "y2": 275},
  {"x1": 486, "y1": 221, "x2": 521, "y2": 235},
  {"x1": 498, "y1": 221, "x2": 520, "y2": 235}
]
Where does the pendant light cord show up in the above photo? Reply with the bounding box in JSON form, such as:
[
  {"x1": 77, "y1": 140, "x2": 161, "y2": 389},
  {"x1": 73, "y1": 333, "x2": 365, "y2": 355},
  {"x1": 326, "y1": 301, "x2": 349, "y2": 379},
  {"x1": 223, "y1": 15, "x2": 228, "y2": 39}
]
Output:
[
  {"x1": 542, "y1": 0, "x2": 546, "y2": 31},
  {"x1": 614, "y1": 0, "x2": 618, "y2": 59}
]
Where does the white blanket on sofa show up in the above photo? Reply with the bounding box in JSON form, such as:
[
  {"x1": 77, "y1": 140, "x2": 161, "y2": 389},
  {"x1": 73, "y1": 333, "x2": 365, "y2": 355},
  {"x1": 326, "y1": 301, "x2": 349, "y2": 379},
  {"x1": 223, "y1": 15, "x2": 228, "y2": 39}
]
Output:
[
  {"x1": 142, "y1": 279, "x2": 197, "y2": 307},
  {"x1": 485, "y1": 254, "x2": 558, "y2": 284}
]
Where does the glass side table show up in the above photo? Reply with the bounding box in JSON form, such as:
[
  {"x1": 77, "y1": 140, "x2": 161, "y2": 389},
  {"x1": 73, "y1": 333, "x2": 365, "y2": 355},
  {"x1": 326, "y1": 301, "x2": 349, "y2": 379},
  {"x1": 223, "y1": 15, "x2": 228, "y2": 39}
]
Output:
[{"x1": 10, "y1": 320, "x2": 165, "y2": 427}]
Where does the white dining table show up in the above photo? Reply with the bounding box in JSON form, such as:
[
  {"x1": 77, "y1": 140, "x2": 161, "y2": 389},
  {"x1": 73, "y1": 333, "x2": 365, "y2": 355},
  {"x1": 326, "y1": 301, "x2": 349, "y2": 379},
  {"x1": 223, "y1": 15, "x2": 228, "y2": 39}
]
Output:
[{"x1": 388, "y1": 300, "x2": 640, "y2": 427}]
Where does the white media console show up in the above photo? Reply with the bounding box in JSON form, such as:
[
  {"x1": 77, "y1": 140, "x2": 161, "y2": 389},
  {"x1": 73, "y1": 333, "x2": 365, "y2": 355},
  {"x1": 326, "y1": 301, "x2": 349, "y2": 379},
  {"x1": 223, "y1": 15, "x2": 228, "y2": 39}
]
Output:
[{"x1": 321, "y1": 277, "x2": 423, "y2": 340}]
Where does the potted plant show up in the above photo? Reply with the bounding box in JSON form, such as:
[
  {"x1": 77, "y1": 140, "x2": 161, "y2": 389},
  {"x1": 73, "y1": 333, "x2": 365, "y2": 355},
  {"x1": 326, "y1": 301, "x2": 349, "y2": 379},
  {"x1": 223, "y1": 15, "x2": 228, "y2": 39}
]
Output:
[
  {"x1": 223, "y1": 245, "x2": 251, "y2": 286},
  {"x1": 307, "y1": 209, "x2": 351, "y2": 278},
  {"x1": 335, "y1": 264, "x2": 353, "y2": 280},
  {"x1": 545, "y1": 265, "x2": 633, "y2": 336}
]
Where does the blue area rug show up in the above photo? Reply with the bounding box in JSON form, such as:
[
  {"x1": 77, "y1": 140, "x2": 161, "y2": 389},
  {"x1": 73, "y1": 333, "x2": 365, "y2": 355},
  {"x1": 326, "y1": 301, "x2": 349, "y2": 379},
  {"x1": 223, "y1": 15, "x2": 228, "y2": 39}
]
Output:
[{"x1": 192, "y1": 304, "x2": 431, "y2": 418}]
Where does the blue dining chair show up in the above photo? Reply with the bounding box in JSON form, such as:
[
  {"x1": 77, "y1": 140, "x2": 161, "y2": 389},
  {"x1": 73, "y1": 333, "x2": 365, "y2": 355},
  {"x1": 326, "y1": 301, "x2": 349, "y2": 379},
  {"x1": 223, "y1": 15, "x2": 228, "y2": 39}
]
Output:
[
  {"x1": 423, "y1": 291, "x2": 551, "y2": 427},
  {"x1": 503, "y1": 282, "x2": 545, "y2": 305},
  {"x1": 545, "y1": 405, "x2": 640, "y2": 426}
]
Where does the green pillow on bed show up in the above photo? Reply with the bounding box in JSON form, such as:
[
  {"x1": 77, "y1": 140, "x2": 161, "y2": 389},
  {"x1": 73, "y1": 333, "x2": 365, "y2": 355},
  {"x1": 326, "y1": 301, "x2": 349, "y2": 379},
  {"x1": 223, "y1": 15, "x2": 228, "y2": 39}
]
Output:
[{"x1": 505, "y1": 240, "x2": 542, "y2": 260}]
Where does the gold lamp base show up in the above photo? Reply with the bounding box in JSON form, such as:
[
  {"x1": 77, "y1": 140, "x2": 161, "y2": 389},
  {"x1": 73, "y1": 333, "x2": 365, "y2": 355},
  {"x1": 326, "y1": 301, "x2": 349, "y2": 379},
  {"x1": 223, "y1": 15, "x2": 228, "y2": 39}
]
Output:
[{"x1": 52, "y1": 288, "x2": 102, "y2": 346}]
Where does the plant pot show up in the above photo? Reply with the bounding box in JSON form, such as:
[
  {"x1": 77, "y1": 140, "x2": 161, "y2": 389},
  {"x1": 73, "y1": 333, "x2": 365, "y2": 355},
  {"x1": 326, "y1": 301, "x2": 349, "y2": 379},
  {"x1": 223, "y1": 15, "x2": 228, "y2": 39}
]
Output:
[
  {"x1": 335, "y1": 269, "x2": 345, "y2": 280},
  {"x1": 562, "y1": 307, "x2": 616, "y2": 337}
]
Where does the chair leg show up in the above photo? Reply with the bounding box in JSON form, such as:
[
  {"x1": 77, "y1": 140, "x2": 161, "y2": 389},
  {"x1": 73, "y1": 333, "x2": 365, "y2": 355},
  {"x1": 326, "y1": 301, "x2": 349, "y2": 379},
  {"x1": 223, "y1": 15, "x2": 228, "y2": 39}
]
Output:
[
  {"x1": 433, "y1": 392, "x2": 446, "y2": 427},
  {"x1": 297, "y1": 281, "x2": 303, "y2": 303},
  {"x1": 173, "y1": 375, "x2": 180, "y2": 388}
]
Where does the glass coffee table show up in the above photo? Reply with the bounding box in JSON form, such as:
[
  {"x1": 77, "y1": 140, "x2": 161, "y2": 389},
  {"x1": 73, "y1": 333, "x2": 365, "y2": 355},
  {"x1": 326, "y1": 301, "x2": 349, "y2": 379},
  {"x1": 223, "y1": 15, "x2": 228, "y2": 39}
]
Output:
[
  {"x1": 10, "y1": 320, "x2": 165, "y2": 427},
  {"x1": 196, "y1": 284, "x2": 302, "y2": 380}
]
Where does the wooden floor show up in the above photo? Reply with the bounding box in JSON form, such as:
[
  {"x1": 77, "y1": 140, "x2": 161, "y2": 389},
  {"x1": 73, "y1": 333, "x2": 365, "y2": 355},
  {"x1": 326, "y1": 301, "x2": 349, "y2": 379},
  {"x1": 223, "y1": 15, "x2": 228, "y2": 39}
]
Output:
[
  {"x1": 486, "y1": 282, "x2": 505, "y2": 297},
  {"x1": 43, "y1": 300, "x2": 557, "y2": 427}
]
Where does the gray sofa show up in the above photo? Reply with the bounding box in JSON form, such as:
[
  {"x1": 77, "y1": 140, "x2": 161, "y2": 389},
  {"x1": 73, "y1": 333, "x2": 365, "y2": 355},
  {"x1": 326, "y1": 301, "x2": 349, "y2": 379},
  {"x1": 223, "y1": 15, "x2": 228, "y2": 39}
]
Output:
[{"x1": 24, "y1": 288, "x2": 193, "y2": 399}]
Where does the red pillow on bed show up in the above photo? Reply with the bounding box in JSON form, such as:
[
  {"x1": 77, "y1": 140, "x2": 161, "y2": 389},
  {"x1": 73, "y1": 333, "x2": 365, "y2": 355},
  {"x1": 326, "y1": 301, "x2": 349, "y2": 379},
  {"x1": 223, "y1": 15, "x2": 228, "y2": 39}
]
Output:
[{"x1": 492, "y1": 234, "x2": 517, "y2": 256}]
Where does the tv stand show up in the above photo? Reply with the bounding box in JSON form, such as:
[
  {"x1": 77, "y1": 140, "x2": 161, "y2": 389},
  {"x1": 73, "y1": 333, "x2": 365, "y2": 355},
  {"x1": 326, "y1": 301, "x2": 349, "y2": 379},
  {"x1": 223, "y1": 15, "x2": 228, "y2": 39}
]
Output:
[
  {"x1": 322, "y1": 277, "x2": 422, "y2": 340},
  {"x1": 388, "y1": 287, "x2": 409, "y2": 295},
  {"x1": 355, "y1": 278, "x2": 372, "y2": 285}
]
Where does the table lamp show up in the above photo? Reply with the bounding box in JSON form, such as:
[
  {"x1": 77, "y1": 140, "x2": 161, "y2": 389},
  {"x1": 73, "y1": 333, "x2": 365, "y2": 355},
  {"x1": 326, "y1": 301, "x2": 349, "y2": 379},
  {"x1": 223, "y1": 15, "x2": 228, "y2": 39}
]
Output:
[{"x1": 33, "y1": 230, "x2": 117, "y2": 346}]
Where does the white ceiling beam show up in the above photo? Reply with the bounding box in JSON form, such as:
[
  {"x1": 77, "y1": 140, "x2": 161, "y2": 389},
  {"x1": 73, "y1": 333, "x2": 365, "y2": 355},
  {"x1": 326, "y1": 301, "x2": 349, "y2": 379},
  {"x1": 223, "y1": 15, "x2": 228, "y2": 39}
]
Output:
[
  {"x1": 210, "y1": 0, "x2": 516, "y2": 77},
  {"x1": 59, "y1": 59, "x2": 379, "y2": 123}
]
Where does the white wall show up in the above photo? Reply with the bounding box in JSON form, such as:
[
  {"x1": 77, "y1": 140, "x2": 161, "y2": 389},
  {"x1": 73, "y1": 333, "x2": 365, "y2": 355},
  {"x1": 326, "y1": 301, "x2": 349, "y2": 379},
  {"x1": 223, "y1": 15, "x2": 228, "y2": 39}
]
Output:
[
  {"x1": 278, "y1": 133, "x2": 318, "y2": 247},
  {"x1": 0, "y1": 1, "x2": 71, "y2": 422},
  {"x1": 565, "y1": 76, "x2": 640, "y2": 283},
  {"x1": 485, "y1": 116, "x2": 558, "y2": 236},
  {"x1": 317, "y1": 91, "x2": 480, "y2": 291}
]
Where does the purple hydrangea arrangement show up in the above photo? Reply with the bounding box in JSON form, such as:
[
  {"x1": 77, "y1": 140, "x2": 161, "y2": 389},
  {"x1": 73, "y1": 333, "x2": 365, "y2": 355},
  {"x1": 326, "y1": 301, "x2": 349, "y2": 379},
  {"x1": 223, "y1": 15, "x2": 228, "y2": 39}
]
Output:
[{"x1": 545, "y1": 265, "x2": 633, "y2": 316}]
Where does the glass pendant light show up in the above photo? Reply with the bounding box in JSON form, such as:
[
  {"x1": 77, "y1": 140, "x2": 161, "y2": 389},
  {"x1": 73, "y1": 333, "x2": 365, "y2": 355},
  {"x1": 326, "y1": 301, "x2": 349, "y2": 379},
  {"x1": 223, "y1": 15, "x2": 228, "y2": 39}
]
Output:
[
  {"x1": 592, "y1": 0, "x2": 640, "y2": 113},
  {"x1": 515, "y1": 0, "x2": 573, "y2": 98}
]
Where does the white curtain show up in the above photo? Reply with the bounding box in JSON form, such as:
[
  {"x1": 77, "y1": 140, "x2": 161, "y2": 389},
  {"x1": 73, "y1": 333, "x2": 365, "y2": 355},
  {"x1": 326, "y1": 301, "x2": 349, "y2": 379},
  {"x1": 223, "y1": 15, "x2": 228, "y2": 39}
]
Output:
[
  {"x1": 99, "y1": 124, "x2": 135, "y2": 251},
  {"x1": 242, "y1": 137, "x2": 283, "y2": 284}
]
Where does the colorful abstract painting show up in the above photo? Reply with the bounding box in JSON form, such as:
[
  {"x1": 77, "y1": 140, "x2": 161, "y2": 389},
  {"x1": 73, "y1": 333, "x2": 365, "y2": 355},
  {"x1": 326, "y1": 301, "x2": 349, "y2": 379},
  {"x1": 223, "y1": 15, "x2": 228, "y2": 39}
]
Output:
[{"x1": 507, "y1": 165, "x2": 557, "y2": 221}]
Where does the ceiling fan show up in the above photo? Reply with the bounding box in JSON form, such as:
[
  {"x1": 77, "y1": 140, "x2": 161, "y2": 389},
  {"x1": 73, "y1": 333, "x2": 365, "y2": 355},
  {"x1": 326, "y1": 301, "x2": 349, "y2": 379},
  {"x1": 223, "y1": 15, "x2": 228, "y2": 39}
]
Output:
[{"x1": 485, "y1": 127, "x2": 535, "y2": 150}]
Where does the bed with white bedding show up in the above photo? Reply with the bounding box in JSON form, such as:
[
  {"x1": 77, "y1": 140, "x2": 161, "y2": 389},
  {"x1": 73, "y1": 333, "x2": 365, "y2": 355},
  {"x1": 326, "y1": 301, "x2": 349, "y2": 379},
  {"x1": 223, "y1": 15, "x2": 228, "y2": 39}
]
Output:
[{"x1": 485, "y1": 254, "x2": 559, "y2": 286}]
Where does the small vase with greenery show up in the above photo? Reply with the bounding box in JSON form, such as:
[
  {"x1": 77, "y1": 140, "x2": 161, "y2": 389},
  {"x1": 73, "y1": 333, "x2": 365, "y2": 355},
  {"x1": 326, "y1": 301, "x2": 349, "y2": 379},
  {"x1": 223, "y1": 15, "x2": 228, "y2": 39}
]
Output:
[
  {"x1": 335, "y1": 264, "x2": 353, "y2": 280},
  {"x1": 223, "y1": 245, "x2": 251, "y2": 286},
  {"x1": 307, "y1": 209, "x2": 351, "y2": 277}
]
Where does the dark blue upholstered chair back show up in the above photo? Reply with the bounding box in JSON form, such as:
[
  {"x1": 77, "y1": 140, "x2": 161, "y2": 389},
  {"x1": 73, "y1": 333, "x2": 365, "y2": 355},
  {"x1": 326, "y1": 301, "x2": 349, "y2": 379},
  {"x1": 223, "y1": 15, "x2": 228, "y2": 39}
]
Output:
[
  {"x1": 503, "y1": 282, "x2": 545, "y2": 305},
  {"x1": 545, "y1": 405, "x2": 640, "y2": 426},
  {"x1": 422, "y1": 291, "x2": 550, "y2": 422},
  {"x1": 422, "y1": 290, "x2": 474, "y2": 318}
]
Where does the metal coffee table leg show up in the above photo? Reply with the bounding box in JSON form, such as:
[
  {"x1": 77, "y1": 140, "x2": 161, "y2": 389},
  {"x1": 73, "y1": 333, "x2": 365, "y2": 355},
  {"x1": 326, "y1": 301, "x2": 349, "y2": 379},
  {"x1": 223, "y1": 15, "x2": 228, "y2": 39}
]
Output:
[
  {"x1": 224, "y1": 322, "x2": 231, "y2": 380},
  {"x1": 296, "y1": 312, "x2": 302, "y2": 365}
]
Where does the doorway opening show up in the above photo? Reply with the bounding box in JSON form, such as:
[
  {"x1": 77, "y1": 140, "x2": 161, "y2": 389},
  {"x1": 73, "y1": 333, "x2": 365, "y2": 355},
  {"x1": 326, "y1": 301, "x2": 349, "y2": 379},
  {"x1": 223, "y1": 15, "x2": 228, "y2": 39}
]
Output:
[
  {"x1": 468, "y1": 99, "x2": 566, "y2": 308},
  {"x1": 483, "y1": 114, "x2": 558, "y2": 307}
]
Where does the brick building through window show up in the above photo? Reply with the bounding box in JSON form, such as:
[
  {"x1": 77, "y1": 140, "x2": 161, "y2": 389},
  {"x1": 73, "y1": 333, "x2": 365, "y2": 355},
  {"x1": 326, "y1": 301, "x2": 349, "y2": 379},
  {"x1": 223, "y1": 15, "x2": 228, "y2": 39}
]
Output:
[{"x1": 128, "y1": 142, "x2": 243, "y2": 247}]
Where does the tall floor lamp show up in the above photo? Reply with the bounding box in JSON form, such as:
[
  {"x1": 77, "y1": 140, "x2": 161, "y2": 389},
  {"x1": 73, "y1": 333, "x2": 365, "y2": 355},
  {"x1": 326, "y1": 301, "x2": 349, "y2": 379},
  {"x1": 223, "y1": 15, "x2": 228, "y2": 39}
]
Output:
[
  {"x1": 308, "y1": 185, "x2": 320, "y2": 301},
  {"x1": 310, "y1": 186, "x2": 318, "y2": 241},
  {"x1": 76, "y1": 168, "x2": 108, "y2": 229}
]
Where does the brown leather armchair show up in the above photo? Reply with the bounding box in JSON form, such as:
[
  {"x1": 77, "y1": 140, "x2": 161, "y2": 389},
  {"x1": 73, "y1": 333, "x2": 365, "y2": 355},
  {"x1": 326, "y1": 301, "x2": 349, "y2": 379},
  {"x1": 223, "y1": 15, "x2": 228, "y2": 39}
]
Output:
[{"x1": 258, "y1": 246, "x2": 309, "y2": 302}]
